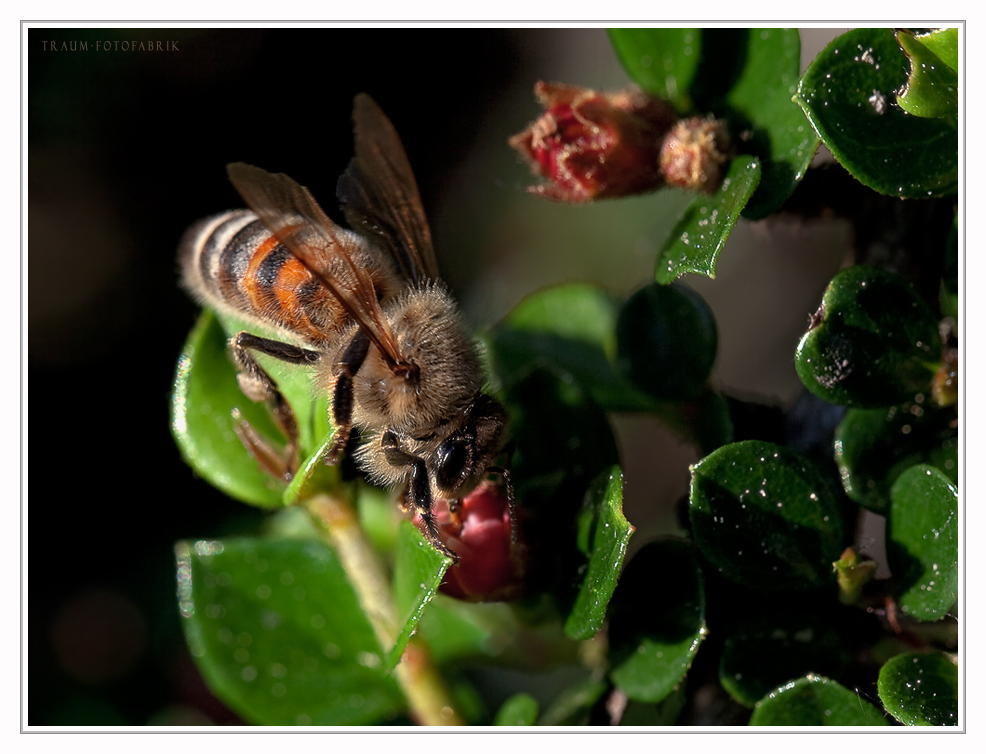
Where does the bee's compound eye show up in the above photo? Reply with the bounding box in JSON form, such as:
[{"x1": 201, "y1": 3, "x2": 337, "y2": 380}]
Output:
[{"x1": 435, "y1": 438, "x2": 470, "y2": 492}]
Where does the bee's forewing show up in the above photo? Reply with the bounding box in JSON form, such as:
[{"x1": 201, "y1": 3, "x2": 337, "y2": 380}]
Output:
[{"x1": 336, "y1": 93, "x2": 440, "y2": 286}]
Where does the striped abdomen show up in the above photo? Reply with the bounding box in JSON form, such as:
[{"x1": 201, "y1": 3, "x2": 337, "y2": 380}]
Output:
[{"x1": 180, "y1": 210, "x2": 398, "y2": 346}]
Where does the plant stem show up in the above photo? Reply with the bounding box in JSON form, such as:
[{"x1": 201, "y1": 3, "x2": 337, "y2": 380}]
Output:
[{"x1": 304, "y1": 493, "x2": 464, "y2": 726}]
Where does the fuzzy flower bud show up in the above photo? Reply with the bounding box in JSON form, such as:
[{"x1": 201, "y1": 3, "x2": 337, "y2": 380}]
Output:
[
  {"x1": 509, "y1": 81, "x2": 677, "y2": 203},
  {"x1": 659, "y1": 116, "x2": 733, "y2": 193}
]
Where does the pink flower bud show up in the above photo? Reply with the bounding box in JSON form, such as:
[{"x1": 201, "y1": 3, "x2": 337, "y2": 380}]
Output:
[
  {"x1": 414, "y1": 481, "x2": 526, "y2": 602},
  {"x1": 510, "y1": 81, "x2": 677, "y2": 203}
]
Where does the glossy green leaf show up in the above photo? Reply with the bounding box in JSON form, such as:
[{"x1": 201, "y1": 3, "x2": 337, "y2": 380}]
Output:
[
  {"x1": 654, "y1": 156, "x2": 761, "y2": 283},
  {"x1": 495, "y1": 693, "x2": 539, "y2": 726},
  {"x1": 750, "y1": 675, "x2": 889, "y2": 726},
  {"x1": 886, "y1": 465, "x2": 958, "y2": 621},
  {"x1": 564, "y1": 466, "x2": 634, "y2": 641},
  {"x1": 796, "y1": 28, "x2": 957, "y2": 197},
  {"x1": 834, "y1": 398, "x2": 958, "y2": 514},
  {"x1": 692, "y1": 28, "x2": 818, "y2": 219},
  {"x1": 877, "y1": 651, "x2": 958, "y2": 726},
  {"x1": 176, "y1": 537, "x2": 404, "y2": 725},
  {"x1": 171, "y1": 310, "x2": 287, "y2": 508},
  {"x1": 720, "y1": 612, "x2": 852, "y2": 707},
  {"x1": 795, "y1": 266, "x2": 941, "y2": 408},
  {"x1": 689, "y1": 440, "x2": 844, "y2": 591},
  {"x1": 388, "y1": 520, "x2": 451, "y2": 668},
  {"x1": 609, "y1": 540, "x2": 706, "y2": 703},
  {"x1": 615, "y1": 282, "x2": 717, "y2": 400},
  {"x1": 896, "y1": 29, "x2": 958, "y2": 125},
  {"x1": 608, "y1": 28, "x2": 702, "y2": 112},
  {"x1": 917, "y1": 28, "x2": 957, "y2": 71}
]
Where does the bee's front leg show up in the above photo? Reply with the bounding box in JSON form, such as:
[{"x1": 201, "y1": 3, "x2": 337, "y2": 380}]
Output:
[
  {"x1": 382, "y1": 430, "x2": 458, "y2": 563},
  {"x1": 231, "y1": 331, "x2": 320, "y2": 478}
]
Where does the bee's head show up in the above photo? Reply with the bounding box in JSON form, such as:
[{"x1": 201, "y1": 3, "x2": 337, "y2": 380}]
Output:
[{"x1": 431, "y1": 394, "x2": 508, "y2": 499}]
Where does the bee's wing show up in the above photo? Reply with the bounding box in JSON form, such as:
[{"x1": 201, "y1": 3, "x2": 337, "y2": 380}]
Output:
[
  {"x1": 336, "y1": 93, "x2": 440, "y2": 286},
  {"x1": 227, "y1": 162, "x2": 406, "y2": 370}
]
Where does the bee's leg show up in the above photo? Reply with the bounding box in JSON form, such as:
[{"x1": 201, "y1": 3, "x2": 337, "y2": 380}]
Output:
[
  {"x1": 382, "y1": 430, "x2": 458, "y2": 563},
  {"x1": 231, "y1": 408, "x2": 292, "y2": 481},
  {"x1": 232, "y1": 331, "x2": 320, "y2": 477},
  {"x1": 326, "y1": 328, "x2": 371, "y2": 465},
  {"x1": 488, "y1": 466, "x2": 518, "y2": 543}
]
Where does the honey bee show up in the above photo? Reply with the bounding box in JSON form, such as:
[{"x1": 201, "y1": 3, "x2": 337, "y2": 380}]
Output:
[{"x1": 179, "y1": 94, "x2": 512, "y2": 561}]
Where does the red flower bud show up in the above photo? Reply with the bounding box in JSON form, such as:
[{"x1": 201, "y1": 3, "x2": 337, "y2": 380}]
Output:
[
  {"x1": 659, "y1": 116, "x2": 732, "y2": 193},
  {"x1": 509, "y1": 81, "x2": 677, "y2": 203},
  {"x1": 414, "y1": 481, "x2": 526, "y2": 602}
]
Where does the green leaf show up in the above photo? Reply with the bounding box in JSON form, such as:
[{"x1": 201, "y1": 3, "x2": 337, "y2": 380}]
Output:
[
  {"x1": 689, "y1": 440, "x2": 844, "y2": 591},
  {"x1": 795, "y1": 28, "x2": 957, "y2": 198},
  {"x1": 176, "y1": 537, "x2": 404, "y2": 725},
  {"x1": 387, "y1": 520, "x2": 451, "y2": 668},
  {"x1": 608, "y1": 28, "x2": 703, "y2": 112},
  {"x1": 877, "y1": 651, "x2": 958, "y2": 725},
  {"x1": 886, "y1": 465, "x2": 958, "y2": 621},
  {"x1": 654, "y1": 156, "x2": 761, "y2": 283},
  {"x1": 564, "y1": 466, "x2": 634, "y2": 641},
  {"x1": 720, "y1": 611, "x2": 852, "y2": 707},
  {"x1": 615, "y1": 282, "x2": 717, "y2": 400},
  {"x1": 795, "y1": 266, "x2": 942, "y2": 407},
  {"x1": 692, "y1": 28, "x2": 818, "y2": 220},
  {"x1": 609, "y1": 539, "x2": 706, "y2": 703},
  {"x1": 911, "y1": 28, "x2": 957, "y2": 71},
  {"x1": 494, "y1": 693, "x2": 539, "y2": 726},
  {"x1": 834, "y1": 398, "x2": 958, "y2": 514},
  {"x1": 171, "y1": 310, "x2": 287, "y2": 508},
  {"x1": 896, "y1": 29, "x2": 958, "y2": 125},
  {"x1": 750, "y1": 675, "x2": 889, "y2": 726}
]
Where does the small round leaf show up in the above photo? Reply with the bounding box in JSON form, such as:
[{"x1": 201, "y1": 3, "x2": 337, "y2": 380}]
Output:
[
  {"x1": 877, "y1": 651, "x2": 958, "y2": 726},
  {"x1": 834, "y1": 399, "x2": 957, "y2": 514},
  {"x1": 795, "y1": 28, "x2": 957, "y2": 197},
  {"x1": 616, "y1": 282, "x2": 717, "y2": 400},
  {"x1": 750, "y1": 675, "x2": 889, "y2": 726},
  {"x1": 886, "y1": 465, "x2": 958, "y2": 621},
  {"x1": 795, "y1": 266, "x2": 941, "y2": 407},
  {"x1": 689, "y1": 440, "x2": 844, "y2": 591}
]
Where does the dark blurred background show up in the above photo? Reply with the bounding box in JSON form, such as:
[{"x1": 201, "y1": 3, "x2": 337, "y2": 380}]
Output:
[{"x1": 27, "y1": 26, "x2": 846, "y2": 725}]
